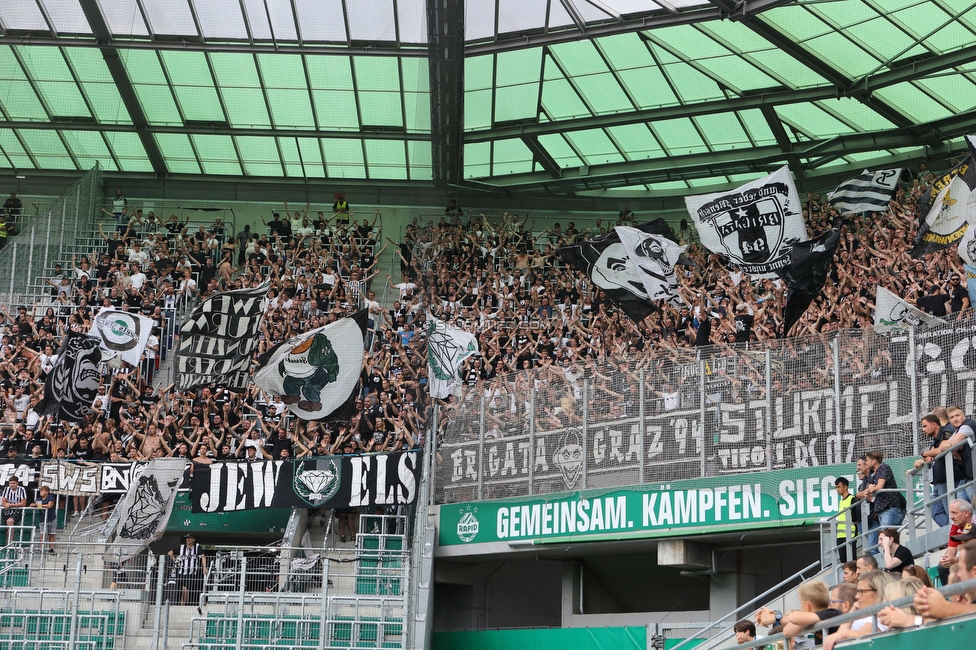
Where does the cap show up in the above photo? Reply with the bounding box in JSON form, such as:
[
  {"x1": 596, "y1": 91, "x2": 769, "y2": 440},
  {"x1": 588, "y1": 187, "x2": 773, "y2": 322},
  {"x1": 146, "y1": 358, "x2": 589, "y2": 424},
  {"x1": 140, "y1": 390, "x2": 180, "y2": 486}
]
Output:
[
  {"x1": 951, "y1": 532, "x2": 976, "y2": 542},
  {"x1": 182, "y1": 532, "x2": 196, "y2": 540}
]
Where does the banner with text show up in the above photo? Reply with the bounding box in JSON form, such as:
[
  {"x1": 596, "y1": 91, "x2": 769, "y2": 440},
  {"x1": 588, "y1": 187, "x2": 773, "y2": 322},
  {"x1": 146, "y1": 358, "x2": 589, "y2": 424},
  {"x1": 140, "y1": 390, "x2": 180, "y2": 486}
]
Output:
[
  {"x1": 190, "y1": 451, "x2": 421, "y2": 513},
  {"x1": 438, "y1": 459, "x2": 914, "y2": 547},
  {"x1": 0, "y1": 461, "x2": 163, "y2": 495}
]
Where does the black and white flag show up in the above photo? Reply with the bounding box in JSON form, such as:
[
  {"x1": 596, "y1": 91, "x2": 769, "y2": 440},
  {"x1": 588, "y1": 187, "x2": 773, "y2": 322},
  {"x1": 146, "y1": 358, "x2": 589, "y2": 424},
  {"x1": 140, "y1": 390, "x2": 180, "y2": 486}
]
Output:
[
  {"x1": 828, "y1": 169, "x2": 902, "y2": 215},
  {"x1": 912, "y1": 136, "x2": 976, "y2": 258},
  {"x1": 89, "y1": 309, "x2": 154, "y2": 367},
  {"x1": 684, "y1": 166, "x2": 807, "y2": 277},
  {"x1": 778, "y1": 226, "x2": 841, "y2": 338},
  {"x1": 175, "y1": 280, "x2": 270, "y2": 391},
  {"x1": 36, "y1": 331, "x2": 102, "y2": 423},
  {"x1": 615, "y1": 225, "x2": 687, "y2": 305},
  {"x1": 102, "y1": 458, "x2": 186, "y2": 564},
  {"x1": 557, "y1": 220, "x2": 680, "y2": 322},
  {"x1": 874, "y1": 287, "x2": 946, "y2": 333},
  {"x1": 253, "y1": 310, "x2": 367, "y2": 421}
]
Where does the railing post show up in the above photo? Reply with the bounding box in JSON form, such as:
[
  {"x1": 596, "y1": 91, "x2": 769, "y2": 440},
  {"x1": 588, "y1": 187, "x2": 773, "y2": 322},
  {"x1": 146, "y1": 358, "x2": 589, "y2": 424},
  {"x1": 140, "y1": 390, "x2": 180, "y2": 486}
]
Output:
[
  {"x1": 909, "y1": 326, "x2": 920, "y2": 457},
  {"x1": 638, "y1": 369, "x2": 646, "y2": 485},
  {"x1": 26, "y1": 228, "x2": 34, "y2": 289},
  {"x1": 429, "y1": 404, "x2": 438, "y2": 507},
  {"x1": 477, "y1": 392, "x2": 486, "y2": 501},
  {"x1": 235, "y1": 555, "x2": 248, "y2": 650},
  {"x1": 832, "y1": 338, "x2": 841, "y2": 463},
  {"x1": 699, "y1": 359, "x2": 706, "y2": 479},
  {"x1": 67, "y1": 553, "x2": 82, "y2": 650},
  {"x1": 8, "y1": 242, "x2": 16, "y2": 303},
  {"x1": 582, "y1": 378, "x2": 589, "y2": 491},
  {"x1": 318, "y1": 559, "x2": 330, "y2": 650},
  {"x1": 765, "y1": 349, "x2": 772, "y2": 472},
  {"x1": 528, "y1": 387, "x2": 536, "y2": 496}
]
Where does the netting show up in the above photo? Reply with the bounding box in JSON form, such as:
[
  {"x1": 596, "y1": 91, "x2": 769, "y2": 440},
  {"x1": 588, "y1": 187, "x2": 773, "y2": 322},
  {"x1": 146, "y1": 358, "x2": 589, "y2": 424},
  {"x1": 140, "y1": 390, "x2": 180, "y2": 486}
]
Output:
[
  {"x1": 0, "y1": 165, "x2": 102, "y2": 307},
  {"x1": 430, "y1": 316, "x2": 976, "y2": 504}
]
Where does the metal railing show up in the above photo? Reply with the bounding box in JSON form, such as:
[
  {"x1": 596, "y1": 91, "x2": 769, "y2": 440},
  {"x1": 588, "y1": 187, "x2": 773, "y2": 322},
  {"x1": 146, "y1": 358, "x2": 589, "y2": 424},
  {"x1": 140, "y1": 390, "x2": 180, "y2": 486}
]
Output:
[{"x1": 432, "y1": 317, "x2": 976, "y2": 503}]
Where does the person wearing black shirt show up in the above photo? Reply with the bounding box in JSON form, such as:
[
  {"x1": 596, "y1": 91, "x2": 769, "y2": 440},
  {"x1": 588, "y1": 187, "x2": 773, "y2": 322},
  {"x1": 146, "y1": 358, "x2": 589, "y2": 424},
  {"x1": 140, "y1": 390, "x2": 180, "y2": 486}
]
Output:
[
  {"x1": 916, "y1": 285, "x2": 950, "y2": 316},
  {"x1": 879, "y1": 528, "x2": 914, "y2": 572},
  {"x1": 733, "y1": 304, "x2": 754, "y2": 343},
  {"x1": 947, "y1": 274, "x2": 970, "y2": 315}
]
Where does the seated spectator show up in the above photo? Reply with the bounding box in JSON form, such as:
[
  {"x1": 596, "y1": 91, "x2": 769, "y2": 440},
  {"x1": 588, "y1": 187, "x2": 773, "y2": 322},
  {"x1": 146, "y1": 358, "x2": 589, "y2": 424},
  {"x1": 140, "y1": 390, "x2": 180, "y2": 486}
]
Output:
[
  {"x1": 940, "y1": 499, "x2": 975, "y2": 585},
  {"x1": 879, "y1": 528, "x2": 914, "y2": 572},
  {"x1": 830, "y1": 583, "x2": 856, "y2": 615},
  {"x1": 914, "y1": 539, "x2": 976, "y2": 620},
  {"x1": 757, "y1": 580, "x2": 840, "y2": 649},
  {"x1": 732, "y1": 620, "x2": 758, "y2": 648},
  {"x1": 823, "y1": 570, "x2": 894, "y2": 650}
]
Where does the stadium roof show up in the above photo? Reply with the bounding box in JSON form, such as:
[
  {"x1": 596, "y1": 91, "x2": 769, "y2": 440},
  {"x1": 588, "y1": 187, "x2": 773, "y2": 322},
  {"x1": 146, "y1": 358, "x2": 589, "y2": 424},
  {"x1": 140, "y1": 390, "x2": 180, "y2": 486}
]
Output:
[{"x1": 0, "y1": 0, "x2": 974, "y2": 197}]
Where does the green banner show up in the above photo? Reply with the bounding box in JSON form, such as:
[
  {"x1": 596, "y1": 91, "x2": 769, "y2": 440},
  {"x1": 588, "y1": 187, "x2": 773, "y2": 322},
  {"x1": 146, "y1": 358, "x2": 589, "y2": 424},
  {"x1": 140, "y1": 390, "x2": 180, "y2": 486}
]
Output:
[
  {"x1": 433, "y1": 626, "x2": 646, "y2": 650},
  {"x1": 167, "y1": 493, "x2": 292, "y2": 536},
  {"x1": 439, "y1": 458, "x2": 915, "y2": 546}
]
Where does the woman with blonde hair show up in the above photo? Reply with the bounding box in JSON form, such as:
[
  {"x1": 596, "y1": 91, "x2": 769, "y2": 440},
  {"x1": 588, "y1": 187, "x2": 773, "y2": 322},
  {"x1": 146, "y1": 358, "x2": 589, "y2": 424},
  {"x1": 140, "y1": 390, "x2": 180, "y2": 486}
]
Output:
[{"x1": 823, "y1": 570, "x2": 894, "y2": 650}]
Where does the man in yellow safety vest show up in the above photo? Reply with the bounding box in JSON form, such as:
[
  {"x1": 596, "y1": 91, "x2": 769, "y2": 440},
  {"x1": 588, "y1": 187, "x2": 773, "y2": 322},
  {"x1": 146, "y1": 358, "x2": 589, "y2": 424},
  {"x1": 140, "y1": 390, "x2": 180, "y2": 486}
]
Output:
[{"x1": 835, "y1": 476, "x2": 857, "y2": 563}]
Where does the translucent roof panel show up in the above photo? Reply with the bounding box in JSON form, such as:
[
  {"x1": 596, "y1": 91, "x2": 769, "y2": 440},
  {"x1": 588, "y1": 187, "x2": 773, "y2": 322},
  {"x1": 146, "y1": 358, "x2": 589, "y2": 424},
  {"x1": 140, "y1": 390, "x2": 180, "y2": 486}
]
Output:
[{"x1": 0, "y1": 0, "x2": 973, "y2": 194}]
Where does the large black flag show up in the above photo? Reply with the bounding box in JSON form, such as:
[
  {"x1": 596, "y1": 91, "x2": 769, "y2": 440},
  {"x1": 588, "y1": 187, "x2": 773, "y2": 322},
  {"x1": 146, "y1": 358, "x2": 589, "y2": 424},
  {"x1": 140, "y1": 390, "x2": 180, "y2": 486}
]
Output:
[
  {"x1": 558, "y1": 220, "x2": 678, "y2": 323},
  {"x1": 777, "y1": 226, "x2": 841, "y2": 338},
  {"x1": 175, "y1": 280, "x2": 270, "y2": 391},
  {"x1": 36, "y1": 331, "x2": 102, "y2": 422}
]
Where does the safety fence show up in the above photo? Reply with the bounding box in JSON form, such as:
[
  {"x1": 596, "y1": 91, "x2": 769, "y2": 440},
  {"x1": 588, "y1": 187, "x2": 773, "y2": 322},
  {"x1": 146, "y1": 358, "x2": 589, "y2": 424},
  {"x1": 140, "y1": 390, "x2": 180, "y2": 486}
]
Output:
[
  {"x1": 433, "y1": 316, "x2": 976, "y2": 503},
  {"x1": 0, "y1": 513, "x2": 411, "y2": 650},
  {"x1": 0, "y1": 164, "x2": 102, "y2": 307}
]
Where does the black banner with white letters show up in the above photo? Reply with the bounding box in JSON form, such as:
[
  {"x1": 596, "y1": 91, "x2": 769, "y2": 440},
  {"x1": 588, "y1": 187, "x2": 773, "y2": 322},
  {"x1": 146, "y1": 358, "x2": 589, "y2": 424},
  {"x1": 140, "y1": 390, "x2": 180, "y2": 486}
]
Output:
[
  {"x1": 190, "y1": 451, "x2": 421, "y2": 513},
  {"x1": 175, "y1": 280, "x2": 270, "y2": 391}
]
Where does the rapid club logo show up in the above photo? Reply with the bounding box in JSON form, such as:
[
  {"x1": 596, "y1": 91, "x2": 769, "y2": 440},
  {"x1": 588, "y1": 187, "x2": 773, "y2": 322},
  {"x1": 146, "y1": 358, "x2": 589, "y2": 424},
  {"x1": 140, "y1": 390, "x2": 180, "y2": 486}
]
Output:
[{"x1": 456, "y1": 506, "x2": 479, "y2": 543}]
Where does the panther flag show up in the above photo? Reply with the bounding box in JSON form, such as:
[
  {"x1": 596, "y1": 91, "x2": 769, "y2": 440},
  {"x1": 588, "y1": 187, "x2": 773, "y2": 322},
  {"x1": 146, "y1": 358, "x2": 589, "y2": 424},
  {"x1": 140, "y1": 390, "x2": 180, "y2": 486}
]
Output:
[
  {"x1": 89, "y1": 308, "x2": 154, "y2": 367},
  {"x1": 557, "y1": 220, "x2": 681, "y2": 322},
  {"x1": 912, "y1": 136, "x2": 976, "y2": 258},
  {"x1": 426, "y1": 314, "x2": 478, "y2": 400},
  {"x1": 36, "y1": 331, "x2": 102, "y2": 422},
  {"x1": 175, "y1": 280, "x2": 270, "y2": 391},
  {"x1": 684, "y1": 166, "x2": 807, "y2": 277},
  {"x1": 614, "y1": 225, "x2": 686, "y2": 305},
  {"x1": 253, "y1": 310, "x2": 367, "y2": 421},
  {"x1": 101, "y1": 458, "x2": 186, "y2": 564},
  {"x1": 777, "y1": 225, "x2": 841, "y2": 338},
  {"x1": 874, "y1": 287, "x2": 946, "y2": 333},
  {"x1": 958, "y1": 220, "x2": 976, "y2": 266}
]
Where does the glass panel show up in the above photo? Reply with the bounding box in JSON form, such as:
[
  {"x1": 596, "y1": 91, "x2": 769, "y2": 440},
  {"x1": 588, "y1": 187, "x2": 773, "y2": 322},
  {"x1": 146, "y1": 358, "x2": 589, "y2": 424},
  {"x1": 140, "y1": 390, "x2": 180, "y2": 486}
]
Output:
[
  {"x1": 817, "y1": 98, "x2": 895, "y2": 132},
  {"x1": 103, "y1": 131, "x2": 153, "y2": 172},
  {"x1": 1, "y1": 2, "x2": 48, "y2": 30},
  {"x1": 307, "y1": 56, "x2": 354, "y2": 90},
  {"x1": 0, "y1": 130, "x2": 34, "y2": 169},
  {"x1": 192, "y1": 134, "x2": 241, "y2": 175},
  {"x1": 738, "y1": 109, "x2": 778, "y2": 147},
  {"x1": 295, "y1": 0, "x2": 347, "y2": 41},
  {"x1": 79, "y1": 83, "x2": 128, "y2": 124},
  {"x1": 695, "y1": 113, "x2": 750, "y2": 150},
  {"x1": 347, "y1": 0, "x2": 396, "y2": 42},
  {"x1": 917, "y1": 77, "x2": 976, "y2": 114},
  {"x1": 257, "y1": 54, "x2": 314, "y2": 128},
  {"x1": 494, "y1": 83, "x2": 539, "y2": 122},
  {"x1": 606, "y1": 124, "x2": 663, "y2": 160},
  {"x1": 765, "y1": 7, "x2": 831, "y2": 42},
  {"x1": 465, "y1": 55, "x2": 493, "y2": 91},
  {"x1": 353, "y1": 57, "x2": 400, "y2": 91},
  {"x1": 19, "y1": 130, "x2": 75, "y2": 169},
  {"x1": 322, "y1": 138, "x2": 365, "y2": 178},
  {"x1": 491, "y1": 138, "x2": 533, "y2": 176},
  {"x1": 36, "y1": 82, "x2": 90, "y2": 118},
  {"x1": 660, "y1": 61, "x2": 723, "y2": 103},
  {"x1": 407, "y1": 140, "x2": 431, "y2": 179},
  {"x1": 463, "y1": 141, "x2": 490, "y2": 178},
  {"x1": 14, "y1": 45, "x2": 71, "y2": 81},
  {"x1": 236, "y1": 135, "x2": 283, "y2": 176},
  {"x1": 537, "y1": 133, "x2": 583, "y2": 169},
  {"x1": 653, "y1": 117, "x2": 708, "y2": 154},
  {"x1": 193, "y1": 0, "x2": 249, "y2": 39},
  {"x1": 702, "y1": 55, "x2": 777, "y2": 92},
  {"x1": 132, "y1": 84, "x2": 182, "y2": 125},
  {"x1": 750, "y1": 48, "x2": 827, "y2": 88},
  {"x1": 775, "y1": 103, "x2": 855, "y2": 137},
  {"x1": 497, "y1": 0, "x2": 545, "y2": 35},
  {"x1": 465, "y1": 0, "x2": 495, "y2": 41},
  {"x1": 805, "y1": 32, "x2": 876, "y2": 78},
  {"x1": 62, "y1": 130, "x2": 117, "y2": 171},
  {"x1": 618, "y1": 67, "x2": 679, "y2": 109},
  {"x1": 264, "y1": 0, "x2": 298, "y2": 41},
  {"x1": 364, "y1": 140, "x2": 407, "y2": 179},
  {"x1": 397, "y1": 0, "x2": 427, "y2": 43},
  {"x1": 464, "y1": 89, "x2": 492, "y2": 130},
  {"x1": 160, "y1": 51, "x2": 225, "y2": 122},
  {"x1": 0, "y1": 47, "x2": 47, "y2": 120},
  {"x1": 241, "y1": 0, "x2": 273, "y2": 40},
  {"x1": 403, "y1": 90, "x2": 430, "y2": 132},
  {"x1": 141, "y1": 0, "x2": 196, "y2": 36},
  {"x1": 655, "y1": 25, "x2": 731, "y2": 59},
  {"x1": 574, "y1": 73, "x2": 633, "y2": 114},
  {"x1": 96, "y1": 0, "x2": 149, "y2": 36},
  {"x1": 496, "y1": 48, "x2": 542, "y2": 86},
  {"x1": 551, "y1": 40, "x2": 611, "y2": 76},
  {"x1": 923, "y1": 19, "x2": 976, "y2": 55},
  {"x1": 154, "y1": 132, "x2": 201, "y2": 174},
  {"x1": 846, "y1": 23, "x2": 917, "y2": 64},
  {"x1": 221, "y1": 88, "x2": 272, "y2": 128},
  {"x1": 563, "y1": 129, "x2": 624, "y2": 164},
  {"x1": 312, "y1": 90, "x2": 360, "y2": 130},
  {"x1": 39, "y1": 0, "x2": 90, "y2": 34},
  {"x1": 542, "y1": 75, "x2": 591, "y2": 120},
  {"x1": 873, "y1": 83, "x2": 953, "y2": 122},
  {"x1": 279, "y1": 137, "x2": 325, "y2": 178},
  {"x1": 359, "y1": 91, "x2": 403, "y2": 127}
]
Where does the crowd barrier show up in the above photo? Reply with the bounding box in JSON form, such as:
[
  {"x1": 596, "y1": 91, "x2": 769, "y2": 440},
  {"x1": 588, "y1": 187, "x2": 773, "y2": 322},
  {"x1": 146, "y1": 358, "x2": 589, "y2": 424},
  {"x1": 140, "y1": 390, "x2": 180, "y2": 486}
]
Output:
[{"x1": 433, "y1": 317, "x2": 976, "y2": 503}]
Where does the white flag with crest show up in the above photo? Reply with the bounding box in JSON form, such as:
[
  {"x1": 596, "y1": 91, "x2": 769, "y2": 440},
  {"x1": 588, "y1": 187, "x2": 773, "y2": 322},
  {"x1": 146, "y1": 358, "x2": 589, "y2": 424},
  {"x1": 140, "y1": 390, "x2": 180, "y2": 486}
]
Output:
[{"x1": 615, "y1": 225, "x2": 687, "y2": 305}]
